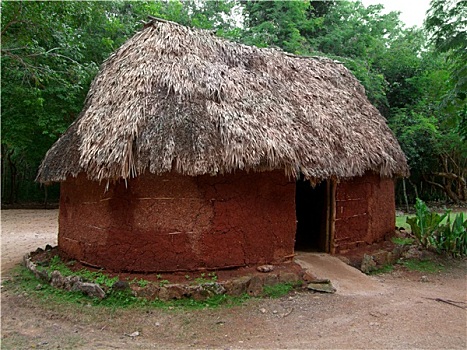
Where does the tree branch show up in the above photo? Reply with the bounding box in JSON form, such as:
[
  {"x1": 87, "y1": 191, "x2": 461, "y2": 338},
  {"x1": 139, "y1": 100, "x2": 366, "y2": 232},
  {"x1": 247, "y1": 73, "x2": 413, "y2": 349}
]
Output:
[
  {"x1": 432, "y1": 172, "x2": 466, "y2": 185},
  {"x1": 424, "y1": 177, "x2": 444, "y2": 190},
  {"x1": 423, "y1": 175, "x2": 461, "y2": 203}
]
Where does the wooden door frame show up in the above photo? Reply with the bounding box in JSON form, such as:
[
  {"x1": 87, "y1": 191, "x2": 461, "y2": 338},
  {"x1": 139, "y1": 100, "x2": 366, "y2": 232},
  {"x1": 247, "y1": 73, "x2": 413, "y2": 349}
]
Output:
[{"x1": 324, "y1": 179, "x2": 336, "y2": 254}]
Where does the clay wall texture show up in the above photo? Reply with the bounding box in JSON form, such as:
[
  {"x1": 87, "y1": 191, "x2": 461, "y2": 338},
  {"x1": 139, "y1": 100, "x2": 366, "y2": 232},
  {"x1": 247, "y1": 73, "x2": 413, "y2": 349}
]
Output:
[
  {"x1": 59, "y1": 171, "x2": 296, "y2": 272},
  {"x1": 334, "y1": 173, "x2": 395, "y2": 252}
]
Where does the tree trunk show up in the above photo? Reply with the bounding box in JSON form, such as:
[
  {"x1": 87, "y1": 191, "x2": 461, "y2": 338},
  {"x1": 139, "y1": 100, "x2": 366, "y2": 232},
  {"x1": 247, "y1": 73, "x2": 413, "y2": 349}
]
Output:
[
  {"x1": 7, "y1": 151, "x2": 17, "y2": 204},
  {"x1": 424, "y1": 174, "x2": 462, "y2": 204},
  {"x1": 409, "y1": 178, "x2": 419, "y2": 200},
  {"x1": 402, "y1": 178, "x2": 410, "y2": 212}
]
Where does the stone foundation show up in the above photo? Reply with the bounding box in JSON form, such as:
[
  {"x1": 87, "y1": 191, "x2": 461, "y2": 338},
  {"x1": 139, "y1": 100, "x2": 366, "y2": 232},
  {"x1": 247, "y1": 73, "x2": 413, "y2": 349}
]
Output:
[{"x1": 23, "y1": 247, "x2": 305, "y2": 301}]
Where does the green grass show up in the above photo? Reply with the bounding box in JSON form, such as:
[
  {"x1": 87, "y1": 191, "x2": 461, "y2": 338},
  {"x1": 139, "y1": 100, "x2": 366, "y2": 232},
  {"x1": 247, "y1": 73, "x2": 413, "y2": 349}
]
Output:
[
  {"x1": 400, "y1": 259, "x2": 444, "y2": 273},
  {"x1": 391, "y1": 237, "x2": 415, "y2": 246},
  {"x1": 3, "y1": 264, "x2": 251, "y2": 310},
  {"x1": 369, "y1": 264, "x2": 395, "y2": 275},
  {"x1": 39, "y1": 255, "x2": 119, "y2": 288},
  {"x1": 194, "y1": 272, "x2": 218, "y2": 284},
  {"x1": 262, "y1": 282, "x2": 301, "y2": 298},
  {"x1": 128, "y1": 278, "x2": 150, "y2": 288}
]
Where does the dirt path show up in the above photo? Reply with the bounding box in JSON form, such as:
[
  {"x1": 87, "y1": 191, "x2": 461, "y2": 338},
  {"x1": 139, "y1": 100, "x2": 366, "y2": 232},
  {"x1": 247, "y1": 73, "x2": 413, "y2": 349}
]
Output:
[
  {"x1": 1, "y1": 209, "x2": 466, "y2": 349},
  {"x1": 1, "y1": 209, "x2": 58, "y2": 275}
]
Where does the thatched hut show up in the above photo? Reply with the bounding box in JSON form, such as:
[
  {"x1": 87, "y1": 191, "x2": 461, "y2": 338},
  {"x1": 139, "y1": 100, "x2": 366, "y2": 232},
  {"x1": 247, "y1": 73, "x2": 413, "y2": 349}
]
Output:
[{"x1": 37, "y1": 17, "x2": 408, "y2": 272}]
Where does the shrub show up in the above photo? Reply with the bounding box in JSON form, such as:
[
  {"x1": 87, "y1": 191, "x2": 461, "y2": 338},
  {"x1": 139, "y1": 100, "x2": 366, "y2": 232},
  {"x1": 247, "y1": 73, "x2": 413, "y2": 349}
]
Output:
[{"x1": 407, "y1": 199, "x2": 467, "y2": 256}]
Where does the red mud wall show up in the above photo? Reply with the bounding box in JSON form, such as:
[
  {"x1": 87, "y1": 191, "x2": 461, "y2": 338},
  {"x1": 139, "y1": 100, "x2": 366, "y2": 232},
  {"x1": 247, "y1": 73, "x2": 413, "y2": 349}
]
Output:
[
  {"x1": 58, "y1": 171, "x2": 296, "y2": 272},
  {"x1": 334, "y1": 173, "x2": 395, "y2": 253}
]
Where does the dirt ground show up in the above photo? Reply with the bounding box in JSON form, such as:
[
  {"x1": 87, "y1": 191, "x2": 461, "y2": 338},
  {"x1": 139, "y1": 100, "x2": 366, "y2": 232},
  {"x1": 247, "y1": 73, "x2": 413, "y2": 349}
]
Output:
[{"x1": 1, "y1": 209, "x2": 466, "y2": 349}]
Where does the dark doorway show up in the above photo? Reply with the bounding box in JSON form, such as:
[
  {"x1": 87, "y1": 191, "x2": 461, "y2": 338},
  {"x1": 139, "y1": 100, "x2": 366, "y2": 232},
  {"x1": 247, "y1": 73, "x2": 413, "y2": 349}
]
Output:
[{"x1": 295, "y1": 177, "x2": 329, "y2": 252}]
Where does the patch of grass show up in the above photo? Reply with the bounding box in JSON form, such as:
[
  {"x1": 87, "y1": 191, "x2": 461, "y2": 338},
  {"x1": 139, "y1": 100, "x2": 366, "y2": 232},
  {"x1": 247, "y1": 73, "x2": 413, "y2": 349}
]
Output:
[
  {"x1": 153, "y1": 293, "x2": 251, "y2": 310},
  {"x1": 194, "y1": 272, "x2": 218, "y2": 284},
  {"x1": 391, "y1": 237, "x2": 415, "y2": 246},
  {"x1": 97, "y1": 289, "x2": 147, "y2": 308},
  {"x1": 5, "y1": 266, "x2": 94, "y2": 306},
  {"x1": 41, "y1": 255, "x2": 119, "y2": 288},
  {"x1": 400, "y1": 259, "x2": 444, "y2": 273},
  {"x1": 369, "y1": 264, "x2": 395, "y2": 275},
  {"x1": 262, "y1": 282, "x2": 297, "y2": 298},
  {"x1": 3, "y1": 265, "x2": 251, "y2": 310},
  {"x1": 128, "y1": 278, "x2": 149, "y2": 288},
  {"x1": 78, "y1": 269, "x2": 118, "y2": 288},
  {"x1": 158, "y1": 279, "x2": 170, "y2": 287}
]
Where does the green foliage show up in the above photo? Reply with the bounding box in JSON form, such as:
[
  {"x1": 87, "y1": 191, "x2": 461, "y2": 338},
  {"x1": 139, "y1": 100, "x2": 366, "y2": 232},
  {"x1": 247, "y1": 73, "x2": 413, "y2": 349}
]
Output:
[
  {"x1": 305, "y1": 1, "x2": 407, "y2": 110},
  {"x1": 1, "y1": 1, "x2": 117, "y2": 203},
  {"x1": 390, "y1": 111, "x2": 440, "y2": 173},
  {"x1": 389, "y1": 49, "x2": 466, "y2": 203},
  {"x1": 407, "y1": 199, "x2": 467, "y2": 256},
  {"x1": 407, "y1": 199, "x2": 450, "y2": 247},
  {"x1": 425, "y1": 0, "x2": 467, "y2": 109},
  {"x1": 241, "y1": 0, "x2": 317, "y2": 54},
  {"x1": 436, "y1": 212, "x2": 467, "y2": 256},
  {"x1": 0, "y1": 0, "x2": 239, "y2": 205}
]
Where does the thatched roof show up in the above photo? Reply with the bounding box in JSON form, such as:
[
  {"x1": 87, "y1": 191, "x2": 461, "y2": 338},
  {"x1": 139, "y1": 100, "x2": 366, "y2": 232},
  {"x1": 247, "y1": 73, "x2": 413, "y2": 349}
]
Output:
[{"x1": 37, "y1": 17, "x2": 408, "y2": 184}]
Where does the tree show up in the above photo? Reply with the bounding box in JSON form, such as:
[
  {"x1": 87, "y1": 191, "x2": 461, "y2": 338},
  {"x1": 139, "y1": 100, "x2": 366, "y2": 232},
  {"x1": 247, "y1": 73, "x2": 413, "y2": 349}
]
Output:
[
  {"x1": 390, "y1": 49, "x2": 467, "y2": 203},
  {"x1": 416, "y1": 0, "x2": 467, "y2": 202},
  {"x1": 1, "y1": 0, "x2": 240, "y2": 204},
  {"x1": 425, "y1": 0, "x2": 467, "y2": 105},
  {"x1": 240, "y1": 0, "x2": 318, "y2": 53},
  {"x1": 1, "y1": 1, "x2": 101, "y2": 203}
]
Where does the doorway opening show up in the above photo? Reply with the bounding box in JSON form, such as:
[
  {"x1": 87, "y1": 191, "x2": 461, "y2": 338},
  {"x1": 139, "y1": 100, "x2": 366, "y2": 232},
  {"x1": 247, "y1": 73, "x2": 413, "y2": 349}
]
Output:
[{"x1": 295, "y1": 177, "x2": 331, "y2": 252}]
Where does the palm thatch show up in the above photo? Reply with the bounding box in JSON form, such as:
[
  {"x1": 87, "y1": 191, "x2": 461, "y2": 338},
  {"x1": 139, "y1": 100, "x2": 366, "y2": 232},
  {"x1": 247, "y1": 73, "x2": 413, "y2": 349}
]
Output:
[{"x1": 37, "y1": 17, "x2": 408, "y2": 184}]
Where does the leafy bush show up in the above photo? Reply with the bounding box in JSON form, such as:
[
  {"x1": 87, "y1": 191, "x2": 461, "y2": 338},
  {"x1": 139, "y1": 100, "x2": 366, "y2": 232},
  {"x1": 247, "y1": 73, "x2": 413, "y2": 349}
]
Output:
[{"x1": 407, "y1": 199, "x2": 467, "y2": 256}]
